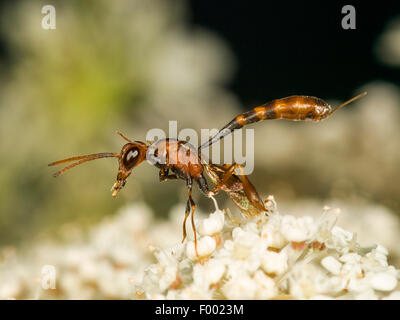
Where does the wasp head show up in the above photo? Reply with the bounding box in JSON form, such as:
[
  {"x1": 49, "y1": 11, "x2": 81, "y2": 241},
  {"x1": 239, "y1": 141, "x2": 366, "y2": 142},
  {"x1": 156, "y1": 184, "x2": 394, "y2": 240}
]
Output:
[{"x1": 111, "y1": 141, "x2": 147, "y2": 197}]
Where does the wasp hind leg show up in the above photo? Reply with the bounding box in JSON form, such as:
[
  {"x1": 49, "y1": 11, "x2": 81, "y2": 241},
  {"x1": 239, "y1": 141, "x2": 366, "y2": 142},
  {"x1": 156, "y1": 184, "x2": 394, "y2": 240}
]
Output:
[{"x1": 212, "y1": 163, "x2": 267, "y2": 213}]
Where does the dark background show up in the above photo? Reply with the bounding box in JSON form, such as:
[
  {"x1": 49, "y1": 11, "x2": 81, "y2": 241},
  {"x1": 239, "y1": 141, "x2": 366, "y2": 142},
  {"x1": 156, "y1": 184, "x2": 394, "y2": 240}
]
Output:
[
  {"x1": 1, "y1": 1, "x2": 399, "y2": 106},
  {"x1": 187, "y1": 1, "x2": 400, "y2": 106}
]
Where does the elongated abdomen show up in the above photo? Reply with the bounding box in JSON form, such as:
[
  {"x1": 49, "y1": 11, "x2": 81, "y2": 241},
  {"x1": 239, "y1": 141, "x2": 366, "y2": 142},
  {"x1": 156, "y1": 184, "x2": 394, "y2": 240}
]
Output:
[
  {"x1": 271, "y1": 96, "x2": 331, "y2": 120},
  {"x1": 199, "y1": 95, "x2": 331, "y2": 150}
]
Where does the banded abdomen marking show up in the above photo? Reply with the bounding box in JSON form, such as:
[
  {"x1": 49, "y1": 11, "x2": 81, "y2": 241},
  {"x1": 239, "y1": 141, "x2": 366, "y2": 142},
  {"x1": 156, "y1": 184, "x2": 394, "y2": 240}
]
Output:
[{"x1": 199, "y1": 96, "x2": 331, "y2": 150}]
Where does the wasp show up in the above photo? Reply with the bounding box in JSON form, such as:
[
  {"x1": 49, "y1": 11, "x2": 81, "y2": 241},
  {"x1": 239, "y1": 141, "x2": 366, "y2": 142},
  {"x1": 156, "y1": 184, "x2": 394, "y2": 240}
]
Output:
[{"x1": 49, "y1": 91, "x2": 366, "y2": 255}]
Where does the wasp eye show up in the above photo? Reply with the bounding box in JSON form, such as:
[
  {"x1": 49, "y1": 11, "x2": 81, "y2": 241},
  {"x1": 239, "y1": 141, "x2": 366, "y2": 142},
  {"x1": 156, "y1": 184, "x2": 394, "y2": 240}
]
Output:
[{"x1": 123, "y1": 148, "x2": 139, "y2": 169}]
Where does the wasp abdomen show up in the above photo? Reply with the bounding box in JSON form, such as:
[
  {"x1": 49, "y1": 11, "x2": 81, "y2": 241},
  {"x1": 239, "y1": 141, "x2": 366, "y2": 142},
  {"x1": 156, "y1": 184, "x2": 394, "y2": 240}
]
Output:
[
  {"x1": 269, "y1": 96, "x2": 331, "y2": 121},
  {"x1": 200, "y1": 96, "x2": 331, "y2": 150}
]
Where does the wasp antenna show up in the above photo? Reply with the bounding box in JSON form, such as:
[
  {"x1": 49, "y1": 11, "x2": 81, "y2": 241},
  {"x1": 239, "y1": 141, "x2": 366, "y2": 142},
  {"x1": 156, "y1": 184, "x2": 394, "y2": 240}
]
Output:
[
  {"x1": 116, "y1": 131, "x2": 134, "y2": 143},
  {"x1": 331, "y1": 91, "x2": 367, "y2": 115},
  {"x1": 49, "y1": 152, "x2": 119, "y2": 177},
  {"x1": 146, "y1": 139, "x2": 156, "y2": 146},
  {"x1": 53, "y1": 159, "x2": 90, "y2": 177},
  {"x1": 48, "y1": 152, "x2": 119, "y2": 167}
]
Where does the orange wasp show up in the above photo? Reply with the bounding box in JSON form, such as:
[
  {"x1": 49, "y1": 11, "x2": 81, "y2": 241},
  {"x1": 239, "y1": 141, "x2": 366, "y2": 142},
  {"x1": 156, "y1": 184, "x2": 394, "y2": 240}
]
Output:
[{"x1": 49, "y1": 92, "x2": 366, "y2": 255}]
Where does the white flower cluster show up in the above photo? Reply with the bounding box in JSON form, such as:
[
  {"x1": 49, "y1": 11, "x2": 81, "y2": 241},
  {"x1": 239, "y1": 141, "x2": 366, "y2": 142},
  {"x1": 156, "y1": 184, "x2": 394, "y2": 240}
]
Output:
[
  {"x1": 0, "y1": 204, "x2": 164, "y2": 299},
  {"x1": 134, "y1": 198, "x2": 400, "y2": 300},
  {"x1": 0, "y1": 198, "x2": 399, "y2": 300}
]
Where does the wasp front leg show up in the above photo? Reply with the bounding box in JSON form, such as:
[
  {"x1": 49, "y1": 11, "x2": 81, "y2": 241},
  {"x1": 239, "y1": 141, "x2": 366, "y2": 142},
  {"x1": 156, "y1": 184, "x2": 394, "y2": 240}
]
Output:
[
  {"x1": 181, "y1": 178, "x2": 199, "y2": 256},
  {"x1": 159, "y1": 166, "x2": 178, "y2": 182}
]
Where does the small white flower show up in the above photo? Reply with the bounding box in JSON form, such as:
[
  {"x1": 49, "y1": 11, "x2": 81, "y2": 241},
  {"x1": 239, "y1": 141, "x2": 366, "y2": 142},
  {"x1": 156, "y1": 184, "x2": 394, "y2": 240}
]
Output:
[
  {"x1": 242, "y1": 221, "x2": 259, "y2": 234},
  {"x1": 221, "y1": 272, "x2": 257, "y2": 299},
  {"x1": 321, "y1": 256, "x2": 342, "y2": 275},
  {"x1": 366, "y1": 247, "x2": 389, "y2": 267},
  {"x1": 375, "y1": 244, "x2": 389, "y2": 256},
  {"x1": 141, "y1": 264, "x2": 163, "y2": 294},
  {"x1": 288, "y1": 264, "x2": 321, "y2": 299},
  {"x1": 222, "y1": 239, "x2": 234, "y2": 253},
  {"x1": 347, "y1": 277, "x2": 370, "y2": 293},
  {"x1": 264, "y1": 195, "x2": 278, "y2": 212},
  {"x1": 186, "y1": 236, "x2": 216, "y2": 260},
  {"x1": 198, "y1": 210, "x2": 224, "y2": 236},
  {"x1": 261, "y1": 250, "x2": 288, "y2": 276},
  {"x1": 281, "y1": 215, "x2": 316, "y2": 242},
  {"x1": 193, "y1": 259, "x2": 226, "y2": 290},
  {"x1": 232, "y1": 227, "x2": 260, "y2": 260},
  {"x1": 339, "y1": 252, "x2": 362, "y2": 264},
  {"x1": 152, "y1": 244, "x2": 183, "y2": 268},
  {"x1": 315, "y1": 275, "x2": 344, "y2": 295},
  {"x1": 330, "y1": 226, "x2": 355, "y2": 253},
  {"x1": 253, "y1": 270, "x2": 278, "y2": 299},
  {"x1": 370, "y1": 272, "x2": 398, "y2": 291},
  {"x1": 158, "y1": 265, "x2": 178, "y2": 292},
  {"x1": 261, "y1": 224, "x2": 287, "y2": 249}
]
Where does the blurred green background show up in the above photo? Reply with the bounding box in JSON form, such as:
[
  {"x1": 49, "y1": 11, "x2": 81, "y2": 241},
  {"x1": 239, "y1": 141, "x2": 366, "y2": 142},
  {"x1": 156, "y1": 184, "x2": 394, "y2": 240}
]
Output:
[
  {"x1": 0, "y1": 0, "x2": 239, "y2": 244},
  {"x1": 0, "y1": 0, "x2": 399, "y2": 250}
]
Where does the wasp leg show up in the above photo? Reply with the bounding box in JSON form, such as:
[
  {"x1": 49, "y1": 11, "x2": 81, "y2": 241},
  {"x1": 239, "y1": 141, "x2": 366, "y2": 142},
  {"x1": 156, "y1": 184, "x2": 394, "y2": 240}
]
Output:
[
  {"x1": 236, "y1": 165, "x2": 267, "y2": 213},
  {"x1": 210, "y1": 164, "x2": 238, "y2": 195},
  {"x1": 183, "y1": 178, "x2": 199, "y2": 256},
  {"x1": 189, "y1": 189, "x2": 198, "y2": 256},
  {"x1": 212, "y1": 163, "x2": 267, "y2": 212},
  {"x1": 196, "y1": 173, "x2": 210, "y2": 196},
  {"x1": 181, "y1": 198, "x2": 190, "y2": 243},
  {"x1": 159, "y1": 167, "x2": 178, "y2": 182},
  {"x1": 181, "y1": 178, "x2": 192, "y2": 244}
]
